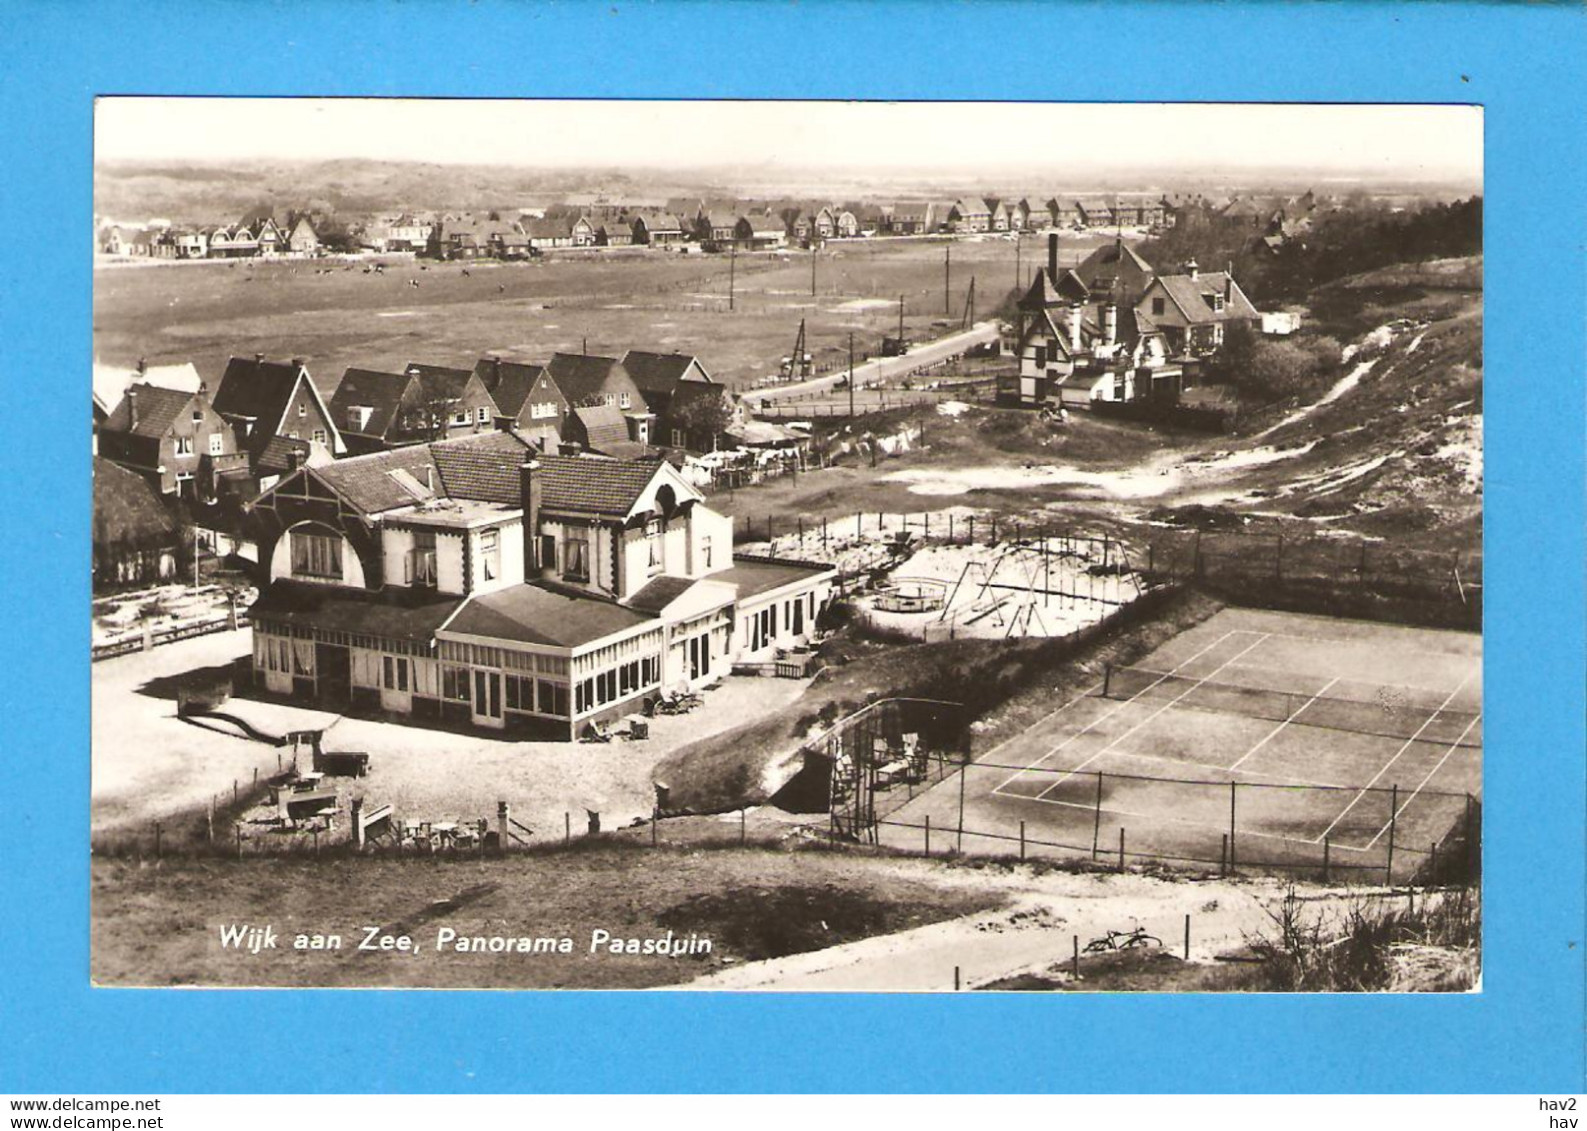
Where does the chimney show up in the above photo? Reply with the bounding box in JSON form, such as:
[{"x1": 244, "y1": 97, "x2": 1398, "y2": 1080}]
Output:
[
  {"x1": 519, "y1": 460, "x2": 543, "y2": 571},
  {"x1": 1067, "y1": 302, "x2": 1084, "y2": 353},
  {"x1": 1047, "y1": 232, "x2": 1058, "y2": 282},
  {"x1": 135, "y1": 357, "x2": 147, "y2": 376},
  {"x1": 287, "y1": 446, "x2": 306, "y2": 473},
  {"x1": 1226, "y1": 274, "x2": 1235, "y2": 303},
  {"x1": 1104, "y1": 300, "x2": 1118, "y2": 347},
  {"x1": 1186, "y1": 258, "x2": 1199, "y2": 280},
  {"x1": 127, "y1": 387, "x2": 139, "y2": 431},
  {"x1": 291, "y1": 357, "x2": 305, "y2": 369},
  {"x1": 254, "y1": 353, "x2": 265, "y2": 363}
]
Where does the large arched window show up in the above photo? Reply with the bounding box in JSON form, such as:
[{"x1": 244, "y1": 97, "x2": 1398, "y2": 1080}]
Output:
[{"x1": 285, "y1": 522, "x2": 344, "y2": 580}]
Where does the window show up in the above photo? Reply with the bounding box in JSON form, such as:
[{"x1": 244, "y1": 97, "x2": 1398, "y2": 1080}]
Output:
[
  {"x1": 1151, "y1": 297, "x2": 1166, "y2": 316},
  {"x1": 192, "y1": 410, "x2": 203, "y2": 426},
  {"x1": 670, "y1": 428, "x2": 685, "y2": 447},
  {"x1": 406, "y1": 531, "x2": 437, "y2": 587},
  {"x1": 563, "y1": 531, "x2": 590, "y2": 582},
  {"x1": 480, "y1": 529, "x2": 500, "y2": 581},
  {"x1": 605, "y1": 394, "x2": 616, "y2": 407},
  {"x1": 1033, "y1": 344, "x2": 1046, "y2": 368},
  {"x1": 476, "y1": 406, "x2": 490, "y2": 425},
  {"x1": 619, "y1": 392, "x2": 631, "y2": 409},
  {"x1": 504, "y1": 673, "x2": 533, "y2": 711},
  {"x1": 1211, "y1": 294, "x2": 1226, "y2": 313},
  {"x1": 347, "y1": 406, "x2": 369, "y2": 431},
  {"x1": 531, "y1": 401, "x2": 556, "y2": 420},
  {"x1": 311, "y1": 429, "x2": 327, "y2": 445},
  {"x1": 645, "y1": 520, "x2": 662, "y2": 575},
  {"x1": 381, "y1": 655, "x2": 410, "y2": 692},
  {"x1": 298, "y1": 403, "x2": 307, "y2": 418},
  {"x1": 173, "y1": 436, "x2": 194, "y2": 457},
  {"x1": 441, "y1": 665, "x2": 471, "y2": 702},
  {"x1": 290, "y1": 530, "x2": 342, "y2": 579},
  {"x1": 451, "y1": 410, "x2": 468, "y2": 426},
  {"x1": 701, "y1": 536, "x2": 712, "y2": 570},
  {"x1": 207, "y1": 433, "x2": 224, "y2": 456}
]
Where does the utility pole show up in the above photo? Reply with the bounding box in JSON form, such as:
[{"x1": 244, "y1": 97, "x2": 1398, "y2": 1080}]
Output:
[
  {"x1": 898, "y1": 294, "x2": 905, "y2": 341},
  {"x1": 1014, "y1": 231, "x2": 1021, "y2": 291},
  {"x1": 944, "y1": 244, "x2": 952, "y2": 316},
  {"x1": 848, "y1": 331, "x2": 855, "y2": 420},
  {"x1": 729, "y1": 242, "x2": 736, "y2": 312},
  {"x1": 811, "y1": 244, "x2": 817, "y2": 297}
]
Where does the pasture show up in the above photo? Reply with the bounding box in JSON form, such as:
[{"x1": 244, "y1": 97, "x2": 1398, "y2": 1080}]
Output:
[{"x1": 92, "y1": 234, "x2": 1110, "y2": 398}]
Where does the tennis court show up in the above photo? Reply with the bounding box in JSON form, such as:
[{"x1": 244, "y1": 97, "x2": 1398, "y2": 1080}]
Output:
[{"x1": 878, "y1": 607, "x2": 1482, "y2": 879}]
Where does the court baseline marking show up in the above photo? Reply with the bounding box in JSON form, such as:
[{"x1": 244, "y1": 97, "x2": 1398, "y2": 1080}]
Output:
[{"x1": 1362, "y1": 711, "x2": 1484, "y2": 850}]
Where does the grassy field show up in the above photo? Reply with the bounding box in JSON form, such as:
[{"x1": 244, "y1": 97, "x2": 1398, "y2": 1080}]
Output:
[
  {"x1": 91, "y1": 841, "x2": 1005, "y2": 988},
  {"x1": 93, "y1": 234, "x2": 1111, "y2": 397}
]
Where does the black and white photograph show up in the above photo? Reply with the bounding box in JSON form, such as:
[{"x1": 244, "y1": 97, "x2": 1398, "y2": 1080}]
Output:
[{"x1": 90, "y1": 98, "x2": 1483, "y2": 992}]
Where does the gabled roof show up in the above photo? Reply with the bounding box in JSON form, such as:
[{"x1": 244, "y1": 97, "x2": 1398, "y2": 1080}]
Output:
[
  {"x1": 472, "y1": 357, "x2": 551, "y2": 418},
  {"x1": 1017, "y1": 268, "x2": 1088, "y2": 312},
  {"x1": 625, "y1": 575, "x2": 713, "y2": 615},
  {"x1": 330, "y1": 368, "x2": 410, "y2": 440},
  {"x1": 570, "y1": 404, "x2": 633, "y2": 453},
  {"x1": 213, "y1": 357, "x2": 304, "y2": 423},
  {"x1": 102, "y1": 383, "x2": 196, "y2": 438},
  {"x1": 310, "y1": 445, "x2": 442, "y2": 515},
  {"x1": 631, "y1": 211, "x2": 685, "y2": 233},
  {"x1": 93, "y1": 362, "x2": 202, "y2": 415},
  {"x1": 1149, "y1": 272, "x2": 1262, "y2": 324},
  {"x1": 1077, "y1": 239, "x2": 1156, "y2": 281},
  {"x1": 546, "y1": 352, "x2": 630, "y2": 404},
  {"x1": 534, "y1": 453, "x2": 666, "y2": 519},
  {"x1": 620, "y1": 350, "x2": 711, "y2": 396},
  {"x1": 403, "y1": 362, "x2": 473, "y2": 401}
]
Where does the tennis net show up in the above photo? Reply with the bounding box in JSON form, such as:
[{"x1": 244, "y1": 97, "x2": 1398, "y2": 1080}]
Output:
[{"x1": 1100, "y1": 665, "x2": 1482, "y2": 749}]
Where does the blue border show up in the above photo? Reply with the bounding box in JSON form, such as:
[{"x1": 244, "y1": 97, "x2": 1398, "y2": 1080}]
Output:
[{"x1": 1, "y1": 0, "x2": 1583, "y2": 1095}]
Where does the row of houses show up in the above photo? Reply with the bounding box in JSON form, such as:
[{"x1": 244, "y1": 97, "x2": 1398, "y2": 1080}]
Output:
[
  {"x1": 94, "y1": 344, "x2": 739, "y2": 514},
  {"x1": 999, "y1": 233, "x2": 1263, "y2": 410},
  {"x1": 99, "y1": 212, "x2": 323, "y2": 260}
]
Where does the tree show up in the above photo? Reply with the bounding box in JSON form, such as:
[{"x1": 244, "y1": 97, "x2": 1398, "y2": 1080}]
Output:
[{"x1": 668, "y1": 391, "x2": 735, "y2": 452}]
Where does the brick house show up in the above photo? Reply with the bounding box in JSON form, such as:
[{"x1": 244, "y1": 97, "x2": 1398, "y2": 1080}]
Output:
[{"x1": 99, "y1": 379, "x2": 238, "y2": 500}]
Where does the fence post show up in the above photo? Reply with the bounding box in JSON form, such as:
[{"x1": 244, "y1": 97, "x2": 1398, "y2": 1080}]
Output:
[
  {"x1": 1072, "y1": 935, "x2": 1079, "y2": 981},
  {"x1": 956, "y1": 753, "x2": 967, "y2": 854},
  {"x1": 652, "y1": 805, "x2": 659, "y2": 848},
  {"x1": 497, "y1": 802, "x2": 509, "y2": 849},
  {"x1": 1091, "y1": 772, "x2": 1104, "y2": 859},
  {"x1": 740, "y1": 808, "x2": 746, "y2": 845},
  {"x1": 235, "y1": 825, "x2": 243, "y2": 859},
  {"x1": 352, "y1": 798, "x2": 365, "y2": 850},
  {"x1": 1117, "y1": 827, "x2": 1125, "y2": 873},
  {"x1": 564, "y1": 811, "x2": 571, "y2": 846},
  {"x1": 1220, "y1": 833, "x2": 1228, "y2": 876},
  {"x1": 1228, "y1": 781, "x2": 1237, "y2": 871},
  {"x1": 1184, "y1": 913, "x2": 1191, "y2": 960},
  {"x1": 924, "y1": 814, "x2": 931, "y2": 855},
  {"x1": 1019, "y1": 819, "x2": 1026, "y2": 861},
  {"x1": 1323, "y1": 836, "x2": 1331, "y2": 882},
  {"x1": 1386, "y1": 783, "x2": 1398, "y2": 885},
  {"x1": 207, "y1": 797, "x2": 215, "y2": 843},
  {"x1": 1430, "y1": 841, "x2": 1438, "y2": 882}
]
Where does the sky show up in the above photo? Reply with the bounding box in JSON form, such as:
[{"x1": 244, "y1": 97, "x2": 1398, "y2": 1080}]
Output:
[{"x1": 95, "y1": 99, "x2": 1483, "y2": 183}]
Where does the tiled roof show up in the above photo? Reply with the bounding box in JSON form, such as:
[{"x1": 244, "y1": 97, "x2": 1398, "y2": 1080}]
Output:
[
  {"x1": 534, "y1": 453, "x2": 663, "y2": 518},
  {"x1": 403, "y1": 362, "x2": 473, "y2": 401},
  {"x1": 252, "y1": 434, "x2": 312, "y2": 476},
  {"x1": 571, "y1": 404, "x2": 634, "y2": 453},
  {"x1": 546, "y1": 352, "x2": 629, "y2": 405},
  {"x1": 443, "y1": 582, "x2": 655, "y2": 649},
  {"x1": 92, "y1": 362, "x2": 202, "y2": 415},
  {"x1": 214, "y1": 357, "x2": 303, "y2": 423},
  {"x1": 430, "y1": 431, "x2": 533, "y2": 504},
  {"x1": 330, "y1": 368, "x2": 410, "y2": 440},
  {"x1": 1077, "y1": 239, "x2": 1156, "y2": 280},
  {"x1": 249, "y1": 580, "x2": 461, "y2": 645},
  {"x1": 313, "y1": 445, "x2": 440, "y2": 515},
  {"x1": 1152, "y1": 273, "x2": 1261, "y2": 324},
  {"x1": 472, "y1": 357, "x2": 549, "y2": 418},
  {"x1": 102, "y1": 383, "x2": 193, "y2": 439},
  {"x1": 620, "y1": 350, "x2": 704, "y2": 396}
]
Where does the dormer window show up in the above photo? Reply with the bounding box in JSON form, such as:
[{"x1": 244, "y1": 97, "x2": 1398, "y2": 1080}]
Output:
[
  {"x1": 1211, "y1": 294, "x2": 1226, "y2": 313},
  {"x1": 406, "y1": 531, "x2": 437, "y2": 587},
  {"x1": 646, "y1": 520, "x2": 663, "y2": 575},
  {"x1": 563, "y1": 530, "x2": 590, "y2": 583},
  {"x1": 480, "y1": 529, "x2": 500, "y2": 582}
]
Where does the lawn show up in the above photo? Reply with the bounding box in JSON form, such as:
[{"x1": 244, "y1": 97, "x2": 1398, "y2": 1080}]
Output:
[{"x1": 93, "y1": 234, "x2": 1113, "y2": 397}]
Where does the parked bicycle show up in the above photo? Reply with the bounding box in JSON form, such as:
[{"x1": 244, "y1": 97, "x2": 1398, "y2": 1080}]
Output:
[{"x1": 1083, "y1": 927, "x2": 1162, "y2": 953}]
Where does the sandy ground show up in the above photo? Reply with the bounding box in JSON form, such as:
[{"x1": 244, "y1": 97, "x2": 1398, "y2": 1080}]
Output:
[
  {"x1": 91, "y1": 627, "x2": 809, "y2": 836},
  {"x1": 688, "y1": 866, "x2": 1369, "y2": 991}
]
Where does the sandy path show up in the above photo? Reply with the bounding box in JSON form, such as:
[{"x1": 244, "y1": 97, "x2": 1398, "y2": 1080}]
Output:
[{"x1": 689, "y1": 870, "x2": 1359, "y2": 991}]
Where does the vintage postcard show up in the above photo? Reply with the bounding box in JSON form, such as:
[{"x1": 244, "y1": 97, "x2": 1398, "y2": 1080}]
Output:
[{"x1": 90, "y1": 98, "x2": 1483, "y2": 992}]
